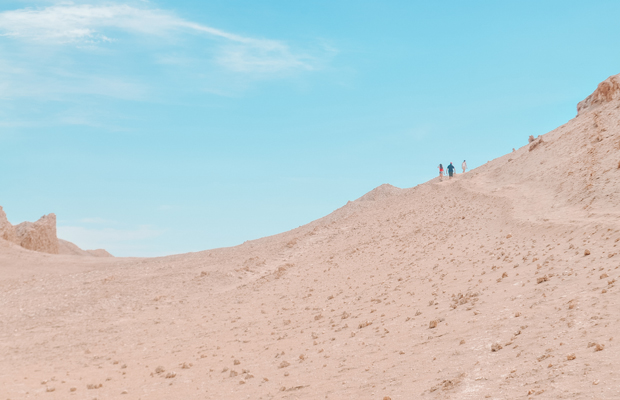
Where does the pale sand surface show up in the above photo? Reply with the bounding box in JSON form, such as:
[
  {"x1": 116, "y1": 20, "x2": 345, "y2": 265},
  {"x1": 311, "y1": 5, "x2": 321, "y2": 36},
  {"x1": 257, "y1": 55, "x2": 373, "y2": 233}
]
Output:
[{"x1": 2, "y1": 80, "x2": 620, "y2": 399}]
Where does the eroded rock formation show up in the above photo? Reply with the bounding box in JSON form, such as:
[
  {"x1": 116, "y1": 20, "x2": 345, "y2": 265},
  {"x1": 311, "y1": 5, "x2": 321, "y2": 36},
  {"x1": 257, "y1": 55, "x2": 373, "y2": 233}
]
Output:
[
  {"x1": 577, "y1": 74, "x2": 620, "y2": 115},
  {"x1": 15, "y1": 214, "x2": 59, "y2": 254}
]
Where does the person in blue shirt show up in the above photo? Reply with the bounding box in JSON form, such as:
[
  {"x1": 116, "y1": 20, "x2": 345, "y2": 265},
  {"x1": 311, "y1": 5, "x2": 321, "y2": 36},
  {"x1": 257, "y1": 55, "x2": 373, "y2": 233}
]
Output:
[{"x1": 447, "y1": 162, "x2": 455, "y2": 179}]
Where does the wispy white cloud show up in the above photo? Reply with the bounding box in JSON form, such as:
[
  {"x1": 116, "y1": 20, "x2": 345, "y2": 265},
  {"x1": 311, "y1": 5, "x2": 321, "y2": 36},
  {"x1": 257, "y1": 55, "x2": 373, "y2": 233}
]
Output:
[
  {"x1": 0, "y1": 54, "x2": 149, "y2": 101},
  {"x1": 0, "y1": 3, "x2": 316, "y2": 74}
]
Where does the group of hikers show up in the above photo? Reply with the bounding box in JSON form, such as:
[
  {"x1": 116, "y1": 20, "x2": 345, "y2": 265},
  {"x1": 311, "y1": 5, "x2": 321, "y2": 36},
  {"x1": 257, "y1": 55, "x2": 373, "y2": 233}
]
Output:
[{"x1": 438, "y1": 160, "x2": 467, "y2": 181}]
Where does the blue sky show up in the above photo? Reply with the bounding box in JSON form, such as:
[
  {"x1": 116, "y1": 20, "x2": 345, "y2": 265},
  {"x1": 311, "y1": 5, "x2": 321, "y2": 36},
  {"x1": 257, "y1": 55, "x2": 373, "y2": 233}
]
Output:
[{"x1": 1, "y1": 0, "x2": 619, "y2": 256}]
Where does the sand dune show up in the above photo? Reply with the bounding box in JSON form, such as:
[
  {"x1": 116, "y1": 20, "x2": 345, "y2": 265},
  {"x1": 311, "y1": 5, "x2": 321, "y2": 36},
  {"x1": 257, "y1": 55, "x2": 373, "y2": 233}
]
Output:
[{"x1": 2, "y1": 74, "x2": 620, "y2": 399}]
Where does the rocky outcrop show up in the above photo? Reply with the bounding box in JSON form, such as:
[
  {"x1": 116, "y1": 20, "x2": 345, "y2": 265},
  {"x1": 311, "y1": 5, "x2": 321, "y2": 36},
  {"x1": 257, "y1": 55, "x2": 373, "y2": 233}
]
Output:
[
  {"x1": 0, "y1": 207, "x2": 113, "y2": 257},
  {"x1": 0, "y1": 206, "x2": 18, "y2": 244},
  {"x1": 14, "y1": 214, "x2": 59, "y2": 254},
  {"x1": 577, "y1": 74, "x2": 620, "y2": 115}
]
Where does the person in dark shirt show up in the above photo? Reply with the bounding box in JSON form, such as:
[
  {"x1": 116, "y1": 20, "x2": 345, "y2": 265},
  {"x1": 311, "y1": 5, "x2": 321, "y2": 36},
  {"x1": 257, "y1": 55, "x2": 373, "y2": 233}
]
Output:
[{"x1": 447, "y1": 162, "x2": 455, "y2": 179}]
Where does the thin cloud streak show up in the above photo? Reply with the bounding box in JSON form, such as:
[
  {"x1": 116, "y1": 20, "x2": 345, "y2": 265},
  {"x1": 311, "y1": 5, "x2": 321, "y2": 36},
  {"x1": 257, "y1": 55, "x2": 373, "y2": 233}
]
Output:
[{"x1": 0, "y1": 3, "x2": 316, "y2": 74}]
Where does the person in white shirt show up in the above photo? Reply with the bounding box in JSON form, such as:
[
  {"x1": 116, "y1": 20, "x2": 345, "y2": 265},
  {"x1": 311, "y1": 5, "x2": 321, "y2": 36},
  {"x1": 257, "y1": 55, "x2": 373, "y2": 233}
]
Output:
[{"x1": 461, "y1": 160, "x2": 467, "y2": 173}]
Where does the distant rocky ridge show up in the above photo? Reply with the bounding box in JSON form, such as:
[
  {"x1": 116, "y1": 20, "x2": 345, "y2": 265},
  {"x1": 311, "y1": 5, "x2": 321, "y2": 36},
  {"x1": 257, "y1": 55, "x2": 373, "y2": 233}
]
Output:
[
  {"x1": 0, "y1": 206, "x2": 112, "y2": 257},
  {"x1": 58, "y1": 239, "x2": 113, "y2": 257}
]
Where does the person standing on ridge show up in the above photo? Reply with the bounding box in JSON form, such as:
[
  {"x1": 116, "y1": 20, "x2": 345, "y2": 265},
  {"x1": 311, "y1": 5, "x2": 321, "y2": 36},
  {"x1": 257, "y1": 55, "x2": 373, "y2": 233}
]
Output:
[
  {"x1": 462, "y1": 160, "x2": 467, "y2": 173},
  {"x1": 438, "y1": 164, "x2": 444, "y2": 181},
  {"x1": 447, "y1": 162, "x2": 455, "y2": 179}
]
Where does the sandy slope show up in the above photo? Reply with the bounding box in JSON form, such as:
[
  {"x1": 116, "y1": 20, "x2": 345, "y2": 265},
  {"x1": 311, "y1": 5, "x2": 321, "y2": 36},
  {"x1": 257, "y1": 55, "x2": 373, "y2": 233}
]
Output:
[{"x1": 2, "y1": 76, "x2": 620, "y2": 399}]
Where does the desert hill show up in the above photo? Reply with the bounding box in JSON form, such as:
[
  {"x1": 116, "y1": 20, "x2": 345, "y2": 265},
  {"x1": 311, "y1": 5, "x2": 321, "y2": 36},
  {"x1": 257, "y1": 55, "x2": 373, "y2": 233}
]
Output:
[{"x1": 1, "y1": 74, "x2": 620, "y2": 399}]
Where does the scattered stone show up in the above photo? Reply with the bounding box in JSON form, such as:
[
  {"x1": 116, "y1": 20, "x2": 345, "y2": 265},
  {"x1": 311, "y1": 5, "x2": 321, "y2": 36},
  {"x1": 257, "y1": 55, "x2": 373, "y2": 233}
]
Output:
[
  {"x1": 429, "y1": 320, "x2": 438, "y2": 329},
  {"x1": 278, "y1": 361, "x2": 290, "y2": 369},
  {"x1": 567, "y1": 354, "x2": 576, "y2": 361},
  {"x1": 491, "y1": 343, "x2": 503, "y2": 352},
  {"x1": 584, "y1": 249, "x2": 591, "y2": 256},
  {"x1": 529, "y1": 137, "x2": 544, "y2": 151},
  {"x1": 86, "y1": 383, "x2": 102, "y2": 389}
]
